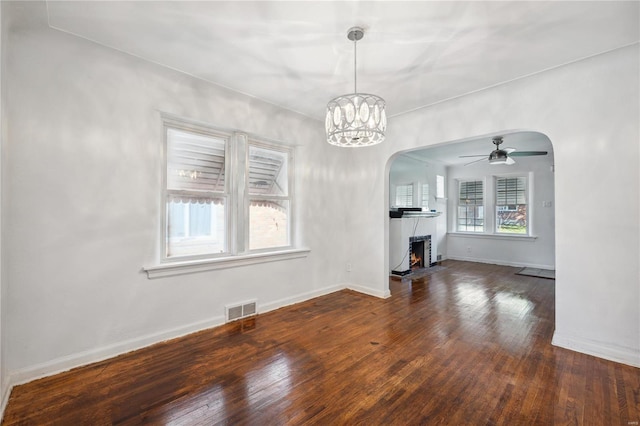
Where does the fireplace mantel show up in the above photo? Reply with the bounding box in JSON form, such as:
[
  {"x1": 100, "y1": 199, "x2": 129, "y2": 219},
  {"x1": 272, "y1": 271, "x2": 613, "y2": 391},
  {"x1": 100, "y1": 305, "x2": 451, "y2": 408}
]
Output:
[{"x1": 389, "y1": 216, "x2": 439, "y2": 275}]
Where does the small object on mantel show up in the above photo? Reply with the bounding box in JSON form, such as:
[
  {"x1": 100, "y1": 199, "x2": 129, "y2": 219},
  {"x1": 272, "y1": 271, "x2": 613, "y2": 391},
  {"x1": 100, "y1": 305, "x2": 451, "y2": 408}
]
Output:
[{"x1": 389, "y1": 208, "x2": 441, "y2": 218}]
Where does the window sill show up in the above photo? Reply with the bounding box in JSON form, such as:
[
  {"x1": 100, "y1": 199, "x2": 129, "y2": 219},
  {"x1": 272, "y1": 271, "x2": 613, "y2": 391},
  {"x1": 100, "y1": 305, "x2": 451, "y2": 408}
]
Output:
[
  {"x1": 447, "y1": 232, "x2": 537, "y2": 241},
  {"x1": 143, "y1": 248, "x2": 310, "y2": 279}
]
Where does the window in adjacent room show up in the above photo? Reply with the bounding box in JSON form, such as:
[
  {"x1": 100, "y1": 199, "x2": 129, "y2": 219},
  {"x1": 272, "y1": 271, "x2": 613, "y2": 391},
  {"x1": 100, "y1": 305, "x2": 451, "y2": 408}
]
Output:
[
  {"x1": 395, "y1": 184, "x2": 414, "y2": 207},
  {"x1": 436, "y1": 175, "x2": 445, "y2": 198},
  {"x1": 457, "y1": 180, "x2": 484, "y2": 232},
  {"x1": 421, "y1": 183, "x2": 429, "y2": 209},
  {"x1": 496, "y1": 176, "x2": 528, "y2": 234}
]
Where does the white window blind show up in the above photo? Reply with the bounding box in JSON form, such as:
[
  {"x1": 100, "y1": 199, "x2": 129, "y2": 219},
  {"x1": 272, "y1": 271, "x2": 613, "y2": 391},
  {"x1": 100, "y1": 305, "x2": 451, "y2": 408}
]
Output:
[
  {"x1": 395, "y1": 184, "x2": 413, "y2": 207},
  {"x1": 496, "y1": 176, "x2": 527, "y2": 234},
  {"x1": 459, "y1": 181, "x2": 483, "y2": 205},
  {"x1": 496, "y1": 177, "x2": 526, "y2": 205},
  {"x1": 421, "y1": 184, "x2": 429, "y2": 209},
  {"x1": 457, "y1": 180, "x2": 484, "y2": 232}
]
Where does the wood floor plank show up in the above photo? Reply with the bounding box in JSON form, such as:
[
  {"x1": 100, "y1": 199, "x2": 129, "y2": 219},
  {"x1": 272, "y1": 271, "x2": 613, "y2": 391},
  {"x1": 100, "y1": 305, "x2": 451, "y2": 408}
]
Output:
[{"x1": 2, "y1": 260, "x2": 639, "y2": 425}]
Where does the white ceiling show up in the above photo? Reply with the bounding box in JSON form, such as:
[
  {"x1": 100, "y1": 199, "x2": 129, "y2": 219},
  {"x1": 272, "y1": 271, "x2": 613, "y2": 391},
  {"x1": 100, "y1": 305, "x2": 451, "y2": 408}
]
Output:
[{"x1": 47, "y1": 1, "x2": 639, "y2": 121}]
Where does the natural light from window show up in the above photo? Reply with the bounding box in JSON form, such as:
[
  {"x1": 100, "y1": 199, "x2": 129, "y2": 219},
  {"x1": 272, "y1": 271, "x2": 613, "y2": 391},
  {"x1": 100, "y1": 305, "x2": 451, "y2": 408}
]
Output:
[
  {"x1": 166, "y1": 128, "x2": 228, "y2": 258},
  {"x1": 496, "y1": 177, "x2": 527, "y2": 234}
]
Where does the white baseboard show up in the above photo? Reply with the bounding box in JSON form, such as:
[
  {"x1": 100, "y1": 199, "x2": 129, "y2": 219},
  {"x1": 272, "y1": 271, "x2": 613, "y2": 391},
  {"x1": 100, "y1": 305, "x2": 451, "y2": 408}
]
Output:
[
  {"x1": 552, "y1": 331, "x2": 640, "y2": 368},
  {"x1": 0, "y1": 378, "x2": 12, "y2": 424},
  {"x1": 5, "y1": 281, "x2": 391, "y2": 397},
  {"x1": 260, "y1": 282, "x2": 390, "y2": 314},
  {"x1": 8, "y1": 313, "x2": 226, "y2": 388},
  {"x1": 346, "y1": 283, "x2": 391, "y2": 299},
  {"x1": 259, "y1": 284, "x2": 345, "y2": 313},
  {"x1": 6, "y1": 283, "x2": 354, "y2": 390},
  {"x1": 446, "y1": 255, "x2": 554, "y2": 270}
]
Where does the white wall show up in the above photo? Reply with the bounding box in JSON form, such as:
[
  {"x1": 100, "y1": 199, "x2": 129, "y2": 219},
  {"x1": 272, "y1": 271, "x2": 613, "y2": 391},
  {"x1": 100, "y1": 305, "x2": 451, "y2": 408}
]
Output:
[
  {"x1": 348, "y1": 44, "x2": 638, "y2": 367},
  {"x1": 3, "y1": 1, "x2": 355, "y2": 384},
  {"x1": 389, "y1": 156, "x2": 448, "y2": 256},
  {"x1": 389, "y1": 156, "x2": 429, "y2": 208},
  {"x1": 446, "y1": 152, "x2": 555, "y2": 269}
]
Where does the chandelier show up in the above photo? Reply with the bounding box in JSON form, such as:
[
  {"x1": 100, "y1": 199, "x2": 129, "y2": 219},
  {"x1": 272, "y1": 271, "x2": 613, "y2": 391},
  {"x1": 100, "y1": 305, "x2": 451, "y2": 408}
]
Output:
[{"x1": 326, "y1": 27, "x2": 387, "y2": 147}]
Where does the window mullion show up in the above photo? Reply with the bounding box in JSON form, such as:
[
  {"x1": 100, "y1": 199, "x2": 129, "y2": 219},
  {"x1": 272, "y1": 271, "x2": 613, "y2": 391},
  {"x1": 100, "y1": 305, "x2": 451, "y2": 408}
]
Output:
[{"x1": 232, "y1": 132, "x2": 249, "y2": 255}]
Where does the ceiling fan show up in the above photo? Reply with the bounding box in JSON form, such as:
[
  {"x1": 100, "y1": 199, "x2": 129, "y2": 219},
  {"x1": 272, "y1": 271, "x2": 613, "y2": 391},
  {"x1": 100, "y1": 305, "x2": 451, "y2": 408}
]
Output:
[{"x1": 460, "y1": 136, "x2": 548, "y2": 166}]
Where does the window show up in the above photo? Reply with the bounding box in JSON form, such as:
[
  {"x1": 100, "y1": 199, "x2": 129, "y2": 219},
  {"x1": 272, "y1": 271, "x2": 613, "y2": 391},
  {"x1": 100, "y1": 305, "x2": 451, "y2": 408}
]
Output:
[
  {"x1": 395, "y1": 184, "x2": 413, "y2": 207},
  {"x1": 436, "y1": 175, "x2": 445, "y2": 198},
  {"x1": 421, "y1": 184, "x2": 429, "y2": 209},
  {"x1": 164, "y1": 120, "x2": 293, "y2": 260},
  {"x1": 248, "y1": 145, "x2": 291, "y2": 250},
  {"x1": 457, "y1": 180, "x2": 484, "y2": 232},
  {"x1": 166, "y1": 128, "x2": 228, "y2": 258},
  {"x1": 496, "y1": 176, "x2": 527, "y2": 234}
]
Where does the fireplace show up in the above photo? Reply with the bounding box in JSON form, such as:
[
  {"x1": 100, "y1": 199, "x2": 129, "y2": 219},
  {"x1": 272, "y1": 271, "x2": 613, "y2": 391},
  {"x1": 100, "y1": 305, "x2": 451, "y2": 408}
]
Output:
[
  {"x1": 410, "y1": 235, "x2": 431, "y2": 271},
  {"x1": 392, "y1": 235, "x2": 432, "y2": 276}
]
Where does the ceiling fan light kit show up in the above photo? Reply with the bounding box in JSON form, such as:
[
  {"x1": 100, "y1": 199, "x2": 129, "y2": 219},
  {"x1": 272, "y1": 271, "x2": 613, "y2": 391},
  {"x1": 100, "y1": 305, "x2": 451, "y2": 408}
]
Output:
[
  {"x1": 326, "y1": 27, "x2": 387, "y2": 147},
  {"x1": 489, "y1": 145, "x2": 514, "y2": 165}
]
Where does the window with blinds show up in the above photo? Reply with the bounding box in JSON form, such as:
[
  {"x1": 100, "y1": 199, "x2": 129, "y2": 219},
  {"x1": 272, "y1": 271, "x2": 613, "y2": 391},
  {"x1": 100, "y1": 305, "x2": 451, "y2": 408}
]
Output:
[
  {"x1": 457, "y1": 180, "x2": 484, "y2": 232},
  {"x1": 496, "y1": 176, "x2": 527, "y2": 234},
  {"x1": 163, "y1": 120, "x2": 295, "y2": 261},
  {"x1": 165, "y1": 128, "x2": 228, "y2": 258},
  {"x1": 395, "y1": 184, "x2": 413, "y2": 207},
  {"x1": 421, "y1": 184, "x2": 429, "y2": 209}
]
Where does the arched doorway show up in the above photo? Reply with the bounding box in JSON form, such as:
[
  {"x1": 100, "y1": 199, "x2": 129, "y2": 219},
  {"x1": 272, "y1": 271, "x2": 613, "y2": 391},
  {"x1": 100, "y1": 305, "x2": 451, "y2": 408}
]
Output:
[{"x1": 386, "y1": 130, "x2": 555, "y2": 286}]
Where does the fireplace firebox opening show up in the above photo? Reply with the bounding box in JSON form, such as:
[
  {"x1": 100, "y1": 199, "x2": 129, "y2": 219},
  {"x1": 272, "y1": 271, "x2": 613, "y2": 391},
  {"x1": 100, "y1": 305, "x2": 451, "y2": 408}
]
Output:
[
  {"x1": 392, "y1": 235, "x2": 432, "y2": 276},
  {"x1": 410, "y1": 240, "x2": 424, "y2": 270}
]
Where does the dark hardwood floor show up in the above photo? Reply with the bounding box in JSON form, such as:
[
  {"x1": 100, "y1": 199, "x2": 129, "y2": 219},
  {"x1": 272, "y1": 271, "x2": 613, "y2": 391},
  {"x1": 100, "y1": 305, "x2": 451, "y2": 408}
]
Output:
[{"x1": 3, "y1": 260, "x2": 639, "y2": 425}]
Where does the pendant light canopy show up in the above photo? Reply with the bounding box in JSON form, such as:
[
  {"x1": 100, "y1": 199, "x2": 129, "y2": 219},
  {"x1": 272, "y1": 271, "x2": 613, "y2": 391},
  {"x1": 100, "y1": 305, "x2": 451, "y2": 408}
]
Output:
[{"x1": 326, "y1": 27, "x2": 387, "y2": 147}]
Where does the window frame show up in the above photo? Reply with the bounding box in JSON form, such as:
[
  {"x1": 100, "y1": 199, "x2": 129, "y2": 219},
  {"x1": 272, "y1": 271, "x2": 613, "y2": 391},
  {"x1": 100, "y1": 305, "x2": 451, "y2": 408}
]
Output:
[
  {"x1": 456, "y1": 179, "x2": 485, "y2": 233},
  {"x1": 436, "y1": 175, "x2": 445, "y2": 199},
  {"x1": 494, "y1": 175, "x2": 529, "y2": 235},
  {"x1": 159, "y1": 114, "x2": 296, "y2": 265},
  {"x1": 162, "y1": 118, "x2": 232, "y2": 262},
  {"x1": 421, "y1": 183, "x2": 429, "y2": 209},
  {"x1": 245, "y1": 138, "x2": 294, "y2": 253}
]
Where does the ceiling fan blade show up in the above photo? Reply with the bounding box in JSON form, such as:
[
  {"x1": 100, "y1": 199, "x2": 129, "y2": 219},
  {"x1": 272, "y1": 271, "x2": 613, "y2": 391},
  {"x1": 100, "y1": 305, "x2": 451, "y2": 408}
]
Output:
[
  {"x1": 504, "y1": 147, "x2": 516, "y2": 154},
  {"x1": 464, "y1": 157, "x2": 487, "y2": 166},
  {"x1": 509, "y1": 151, "x2": 548, "y2": 157},
  {"x1": 506, "y1": 157, "x2": 516, "y2": 165},
  {"x1": 459, "y1": 154, "x2": 487, "y2": 158}
]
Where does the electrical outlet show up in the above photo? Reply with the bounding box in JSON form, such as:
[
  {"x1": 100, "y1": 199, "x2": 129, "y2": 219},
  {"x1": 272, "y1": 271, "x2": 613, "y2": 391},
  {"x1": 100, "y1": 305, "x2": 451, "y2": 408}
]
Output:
[
  {"x1": 346, "y1": 263, "x2": 352, "y2": 272},
  {"x1": 467, "y1": 246, "x2": 472, "y2": 253},
  {"x1": 543, "y1": 201, "x2": 553, "y2": 207}
]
